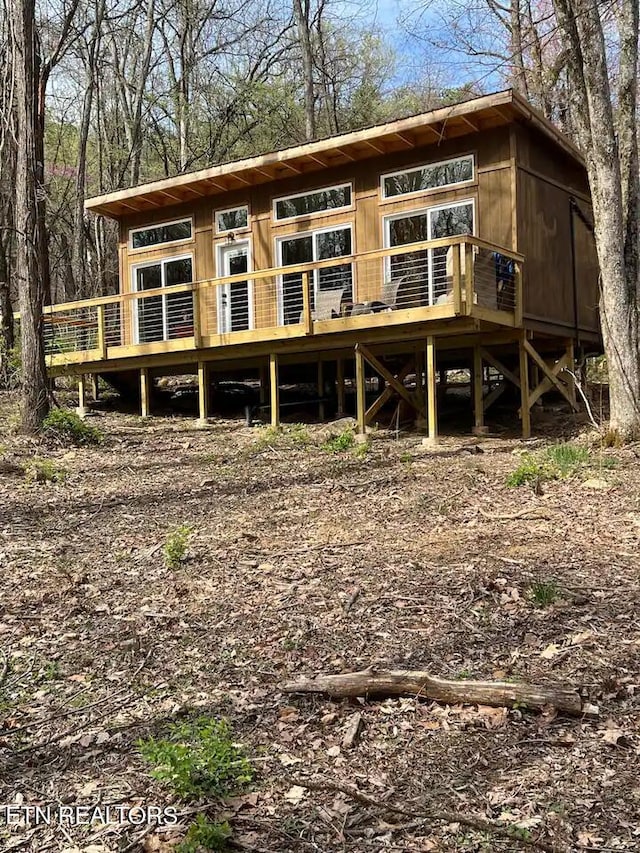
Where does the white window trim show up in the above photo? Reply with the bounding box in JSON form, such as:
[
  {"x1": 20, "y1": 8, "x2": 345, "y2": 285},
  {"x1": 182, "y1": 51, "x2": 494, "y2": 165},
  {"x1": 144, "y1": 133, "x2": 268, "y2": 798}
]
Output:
[
  {"x1": 275, "y1": 222, "x2": 354, "y2": 324},
  {"x1": 129, "y1": 216, "x2": 193, "y2": 252},
  {"x1": 272, "y1": 182, "x2": 353, "y2": 222},
  {"x1": 215, "y1": 205, "x2": 250, "y2": 235},
  {"x1": 215, "y1": 239, "x2": 254, "y2": 333},
  {"x1": 131, "y1": 253, "x2": 193, "y2": 343},
  {"x1": 380, "y1": 155, "x2": 475, "y2": 201},
  {"x1": 382, "y1": 199, "x2": 475, "y2": 305}
]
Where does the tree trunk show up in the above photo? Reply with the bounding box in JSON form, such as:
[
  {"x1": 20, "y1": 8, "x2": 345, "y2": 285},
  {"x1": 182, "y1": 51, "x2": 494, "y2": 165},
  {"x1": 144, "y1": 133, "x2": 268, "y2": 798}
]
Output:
[
  {"x1": 11, "y1": 0, "x2": 50, "y2": 430},
  {"x1": 293, "y1": 0, "x2": 316, "y2": 140}
]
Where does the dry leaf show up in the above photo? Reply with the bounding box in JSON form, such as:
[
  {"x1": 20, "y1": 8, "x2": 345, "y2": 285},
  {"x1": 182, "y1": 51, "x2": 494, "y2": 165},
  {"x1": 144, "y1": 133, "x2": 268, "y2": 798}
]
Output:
[
  {"x1": 541, "y1": 643, "x2": 560, "y2": 659},
  {"x1": 284, "y1": 785, "x2": 307, "y2": 805}
]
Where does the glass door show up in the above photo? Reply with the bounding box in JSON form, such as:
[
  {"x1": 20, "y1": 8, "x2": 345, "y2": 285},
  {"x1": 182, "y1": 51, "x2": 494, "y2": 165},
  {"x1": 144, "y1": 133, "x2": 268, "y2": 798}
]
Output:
[
  {"x1": 133, "y1": 256, "x2": 193, "y2": 343},
  {"x1": 428, "y1": 202, "x2": 474, "y2": 303},
  {"x1": 217, "y1": 242, "x2": 252, "y2": 333}
]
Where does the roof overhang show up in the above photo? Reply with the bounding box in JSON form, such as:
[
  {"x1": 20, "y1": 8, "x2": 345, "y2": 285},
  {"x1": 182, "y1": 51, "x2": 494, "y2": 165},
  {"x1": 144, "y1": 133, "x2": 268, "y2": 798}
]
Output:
[{"x1": 85, "y1": 89, "x2": 584, "y2": 219}]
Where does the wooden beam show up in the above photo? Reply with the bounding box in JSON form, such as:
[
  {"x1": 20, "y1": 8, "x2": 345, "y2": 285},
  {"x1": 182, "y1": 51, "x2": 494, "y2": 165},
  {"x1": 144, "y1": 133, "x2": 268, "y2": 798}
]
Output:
[
  {"x1": 301, "y1": 271, "x2": 312, "y2": 335},
  {"x1": 269, "y1": 353, "x2": 280, "y2": 429},
  {"x1": 140, "y1": 367, "x2": 150, "y2": 418},
  {"x1": 96, "y1": 305, "x2": 107, "y2": 359},
  {"x1": 518, "y1": 338, "x2": 531, "y2": 438},
  {"x1": 464, "y1": 242, "x2": 474, "y2": 313},
  {"x1": 483, "y1": 379, "x2": 508, "y2": 413},
  {"x1": 527, "y1": 351, "x2": 571, "y2": 407},
  {"x1": 197, "y1": 361, "x2": 210, "y2": 422},
  {"x1": 523, "y1": 339, "x2": 579, "y2": 411},
  {"x1": 355, "y1": 346, "x2": 366, "y2": 434},
  {"x1": 479, "y1": 347, "x2": 521, "y2": 389},
  {"x1": 472, "y1": 347, "x2": 484, "y2": 432},
  {"x1": 90, "y1": 374, "x2": 99, "y2": 401},
  {"x1": 336, "y1": 358, "x2": 346, "y2": 415},
  {"x1": 357, "y1": 344, "x2": 420, "y2": 414},
  {"x1": 426, "y1": 336, "x2": 438, "y2": 442},
  {"x1": 364, "y1": 357, "x2": 414, "y2": 424}
]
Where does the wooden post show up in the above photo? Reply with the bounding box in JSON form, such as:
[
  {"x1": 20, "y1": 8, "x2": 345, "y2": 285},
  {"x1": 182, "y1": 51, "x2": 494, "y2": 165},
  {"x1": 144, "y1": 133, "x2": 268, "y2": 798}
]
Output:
[
  {"x1": 317, "y1": 359, "x2": 325, "y2": 421},
  {"x1": 518, "y1": 337, "x2": 531, "y2": 439},
  {"x1": 269, "y1": 353, "x2": 280, "y2": 429},
  {"x1": 192, "y1": 285, "x2": 202, "y2": 348},
  {"x1": 140, "y1": 367, "x2": 150, "y2": 418},
  {"x1": 464, "y1": 242, "x2": 474, "y2": 313},
  {"x1": 336, "y1": 358, "x2": 346, "y2": 415},
  {"x1": 96, "y1": 305, "x2": 107, "y2": 359},
  {"x1": 426, "y1": 336, "x2": 438, "y2": 443},
  {"x1": 90, "y1": 374, "x2": 99, "y2": 401},
  {"x1": 355, "y1": 345, "x2": 366, "y2": 435},
  {"x1": 77, "y1": 374, "x2": 87, "y2": 417},
  {"x1": 472, "y1": 347, "x2": 486, "y2": 434},
  {"x1": 452, "y1": 243, "x2": 462, "y2": 315},
  {"x1": 197, "y1": 361, "x2": 209, "y2": 423},
  {"x1": 514, "y1": 263, "x2": 523, "y2": 327},
  {"x1": 301, "y1": 271, "x2": 312, "y2": 335}
]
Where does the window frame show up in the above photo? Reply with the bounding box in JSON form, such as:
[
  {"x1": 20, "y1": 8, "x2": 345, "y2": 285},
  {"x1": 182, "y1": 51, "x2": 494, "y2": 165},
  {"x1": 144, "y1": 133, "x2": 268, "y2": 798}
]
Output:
[
  {"x1": 214, "y1": 204, "x2": 250, "y2": 235},
  {"x1": 130, "y1": 253, "x2": 194, "y2": 343},
  {"x1": 129, "y1": 216, "x2": 194, "y2": 252},
  {"x1": 272, "y1": 182, "x2": 353, "y2": 223},
  {"x1": 380, "y1": 154, "x2": 475, "y2": 202}
]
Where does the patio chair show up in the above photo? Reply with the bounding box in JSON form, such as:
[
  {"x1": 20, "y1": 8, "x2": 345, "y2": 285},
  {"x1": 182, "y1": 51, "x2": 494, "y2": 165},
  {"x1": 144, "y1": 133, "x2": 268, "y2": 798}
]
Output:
[{"x1": 299, "y1": 286, "x2": 345, "y2": 323}]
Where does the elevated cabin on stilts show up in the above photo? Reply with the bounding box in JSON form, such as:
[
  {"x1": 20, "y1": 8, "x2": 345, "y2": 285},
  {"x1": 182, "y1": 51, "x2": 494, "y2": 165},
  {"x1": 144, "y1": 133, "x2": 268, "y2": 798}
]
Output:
[{"x1": 47, "y1": 89, "x2": 600, "y2": 438}]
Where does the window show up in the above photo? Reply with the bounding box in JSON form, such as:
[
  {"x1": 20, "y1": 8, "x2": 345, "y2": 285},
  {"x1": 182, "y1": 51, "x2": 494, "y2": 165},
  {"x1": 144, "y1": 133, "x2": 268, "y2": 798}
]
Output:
[
  {"x1": 383, "y1": 200, "x2": 474, "y2": 307},
  {"x1": 381, "y1": 155, "x2": 474, "y2": 199},
  {"x1": 130, "y1": 218, "x2": 192, "y2": 250},
  {"x1": 133, "y1": 255, "x2": 194, "y2": 343},
  {"x1": 215, "y1": 205, "x2": 249, "y2": 234},
  {"x1": 274, "y1": 183, "x2": 352, "y2": 221},
  {"x1": 277, "y1": 225, "x2": 353, "y2": 324}
]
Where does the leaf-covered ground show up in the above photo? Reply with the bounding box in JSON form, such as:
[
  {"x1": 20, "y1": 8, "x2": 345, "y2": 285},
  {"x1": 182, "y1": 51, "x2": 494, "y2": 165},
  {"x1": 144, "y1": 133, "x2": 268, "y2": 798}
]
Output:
[{"x1": 1, "y1": 391, "x2": 639, "y2": 852}]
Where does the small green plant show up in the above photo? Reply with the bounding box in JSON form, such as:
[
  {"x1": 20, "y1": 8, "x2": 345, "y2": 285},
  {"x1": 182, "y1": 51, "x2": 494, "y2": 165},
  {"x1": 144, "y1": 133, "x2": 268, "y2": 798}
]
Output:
[
  {"x1": 177, "y1": 816, "x2": 231, "y2": 852},
  {"x1": 544, "y1": 443, "x2": 589, "y2": 476},
  {"x1": 506, "y1": 454, "x2": 544, "y2": 487},
  {"x1": 164, "y1": 524, "x2": 193, "y2": 568},
  {"x1": 529, "y1": 579, "x2": 559, "y2": 608},
  {"x1": 138, "y1": 717, "x2": 252, "y2": 799},
  {"x1": 41, "y1": 408, "x2": 103, "y2": 446},
  {"x1": 322, "y1": 428, "x2": 355, "y2": 453},
  {"x1": 25, "y1": 458, "x2": 67, "y2": 484},
  {"x1": 288, "y1": 423, "x2": 311, "y2": 446},
  {"x1": 455, "y1": 669, "x2": 473, "y2": 680}
]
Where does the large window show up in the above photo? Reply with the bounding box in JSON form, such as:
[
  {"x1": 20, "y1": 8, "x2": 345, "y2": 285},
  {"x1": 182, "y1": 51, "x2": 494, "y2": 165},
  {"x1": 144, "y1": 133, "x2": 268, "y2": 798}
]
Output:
[
  {"x1": 133, "y1": 256, "x2": 194, "y2": 343},
  {"x1": 277, "y1": 225, "x2": 353, "y2": 324},
  {"x1": 381, "y1": 155, "x2": 474, "y2": 199},
  {"x1": 130, "y1": 218, "x2": 192, "y2": 250},
  {"x1": 383, "y1": 201, "x2": 474, "y2": 307},
  {"x1": 274, "y1": 183, "x2": 352, "y2": 221}
]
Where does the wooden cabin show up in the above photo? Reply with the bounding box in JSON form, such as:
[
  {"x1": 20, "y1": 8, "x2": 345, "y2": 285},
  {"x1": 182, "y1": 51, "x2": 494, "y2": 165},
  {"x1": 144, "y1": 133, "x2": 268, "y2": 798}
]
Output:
[{"x1": 47, "y1": 89, "x2": 600, "y2": 437}]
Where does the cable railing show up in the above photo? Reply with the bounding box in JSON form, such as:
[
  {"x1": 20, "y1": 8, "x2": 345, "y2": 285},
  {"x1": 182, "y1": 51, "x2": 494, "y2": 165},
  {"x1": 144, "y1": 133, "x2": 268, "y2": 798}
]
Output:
[{"x1": 41, "y1": 236, "x2": 523, "y2": 364}]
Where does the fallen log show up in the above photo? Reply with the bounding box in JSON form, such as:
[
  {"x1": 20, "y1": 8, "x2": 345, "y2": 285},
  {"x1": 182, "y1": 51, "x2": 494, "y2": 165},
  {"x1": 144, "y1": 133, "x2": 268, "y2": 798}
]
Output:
[{"x1": 282, "y1": 666, "x2": 598, "y2": 717}]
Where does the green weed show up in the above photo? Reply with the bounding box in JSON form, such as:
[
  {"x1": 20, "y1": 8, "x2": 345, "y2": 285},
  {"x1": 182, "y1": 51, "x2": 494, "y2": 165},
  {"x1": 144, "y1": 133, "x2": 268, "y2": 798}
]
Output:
[
  {"x1": 544, "y1": 443, "x2": 589, "y2": 475},
  {"x1": 506, "y1": 454, "x2": 545, "y2": 487},
  {"x1": 529, "y1": 579, "x2": 559, "y2": 608},
  {"x1": 41, "y1": 408, "x2": 103, "y2": 446},
  {"x1": 138, "y1": 717, "x2": 252, "y2": 800},
  {"x1": 323, "y1": 429, "x2": 355, "y2": 453},
  {"x1": 507, "y1": 442, "x2": 590, "y2": 487},
  {"x1": 177, "y1": 815, "x2": 231, "y2": 852},
  {"x1": 164, "y1": 524, "x2": 193, "y2": 569},
  {"x1": 25, "y1": 458, "x2": 67, "y2": 484}
]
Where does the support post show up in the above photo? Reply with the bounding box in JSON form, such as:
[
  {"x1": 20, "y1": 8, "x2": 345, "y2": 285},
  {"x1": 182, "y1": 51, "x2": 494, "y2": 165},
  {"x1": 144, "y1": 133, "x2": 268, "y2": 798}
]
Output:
[
  {"x1": 518, "y1": 337, "x2": 531, "y2": 439},
  {"x1": 192, "y1": 286, "x2": 202, "y2": 348},
  {"x1": 140, "y1": 367, "x2": 150, "y2": 418},
  {"x1": 464, "y1": 242, "x2": 474, "y2": 313},
  {"x1": 514, "y1": 263, "x2": 523, "y2": 327},
  {"x1": 96, "y1": 305, "x2": 107, "y2": 359},
  {"x1": 452, "y1": 243, "x2": 462, "y2": 315},
  {"x1": 269, "y1": 353, "x2": 280, "y2": 429},
  {"x1": 90, "y1": 374, "x2": 99, "y2": 401},
  {"x1": 355, "y1": 345, "x2": 366, "y2": 435},
  {"x1": 197, "y1": 361, "x2": 210, "y2": 424},
  {"x1": 336, "y1": 358, "x2": 346, "y2": 416},
  {"x1": 317, "y1": 360, "x2": 325, "y2": 421},
  {"x1": 77, "y1": 374, "x2": 87, "y2": 417},
  {"x1": 426, "y1": 336, "x2": 438, "y2": 443},
  {"x1": 472, "y1": 347, "x2": 487, "y2": 435},
  {"x1": 301, "y1": 271, "x2": 312, "y2": 335}
]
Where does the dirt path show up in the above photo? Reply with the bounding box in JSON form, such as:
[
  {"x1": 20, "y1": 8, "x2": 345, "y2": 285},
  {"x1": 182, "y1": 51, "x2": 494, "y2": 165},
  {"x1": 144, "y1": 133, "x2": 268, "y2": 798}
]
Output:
[{"x1": 1, "y1": 397, "x2": 639, "y2": 852}]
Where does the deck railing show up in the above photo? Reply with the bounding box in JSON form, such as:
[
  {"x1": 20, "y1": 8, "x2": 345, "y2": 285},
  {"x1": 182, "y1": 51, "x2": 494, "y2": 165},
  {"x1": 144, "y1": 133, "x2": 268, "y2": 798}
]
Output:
[{"x1": 41, "y1": 236, "x2": 523, "y2": 366}]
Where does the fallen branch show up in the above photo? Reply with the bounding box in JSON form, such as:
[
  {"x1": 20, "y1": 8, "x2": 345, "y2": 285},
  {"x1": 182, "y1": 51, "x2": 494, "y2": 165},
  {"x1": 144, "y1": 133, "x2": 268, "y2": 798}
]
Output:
[
  {"x1": 283, "y1": 666, "x2": 598, "y2": 717},
  {"x1": 287, "y1": 775, "x2": 560, "y2": 852}
]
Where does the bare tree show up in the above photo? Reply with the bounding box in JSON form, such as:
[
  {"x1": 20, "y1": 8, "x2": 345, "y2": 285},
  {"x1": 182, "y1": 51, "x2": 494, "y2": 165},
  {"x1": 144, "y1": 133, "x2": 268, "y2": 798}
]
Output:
[
  {"x1": 551, "y1": 0, "x2": 640, "y2": 439},
  {"x1": 293, "y1": 0, "x2": 316, "y2": 140}
]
